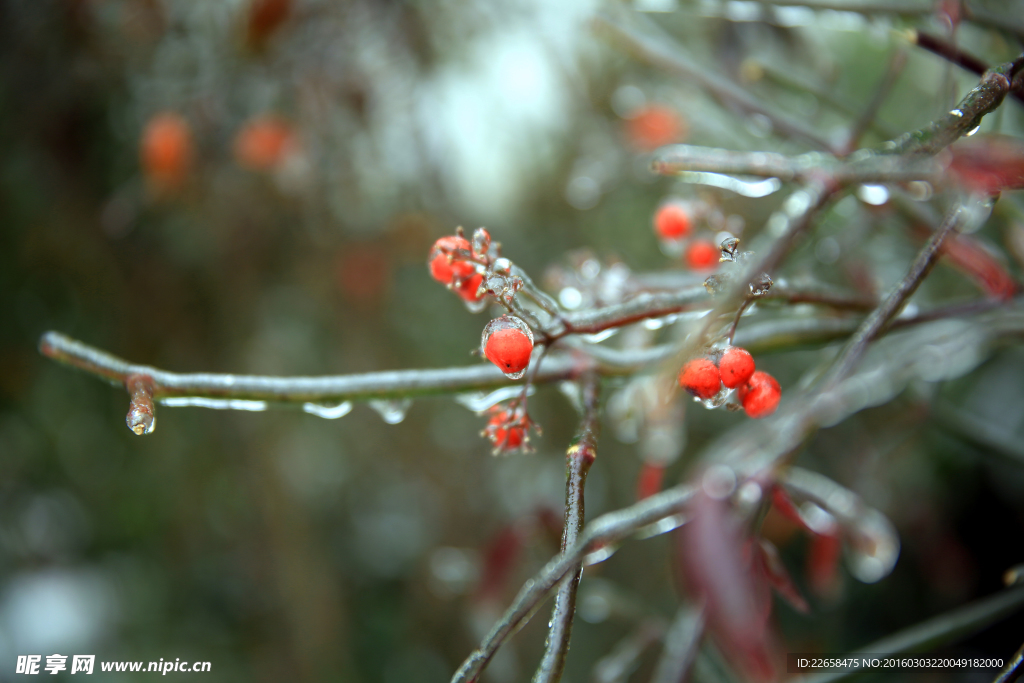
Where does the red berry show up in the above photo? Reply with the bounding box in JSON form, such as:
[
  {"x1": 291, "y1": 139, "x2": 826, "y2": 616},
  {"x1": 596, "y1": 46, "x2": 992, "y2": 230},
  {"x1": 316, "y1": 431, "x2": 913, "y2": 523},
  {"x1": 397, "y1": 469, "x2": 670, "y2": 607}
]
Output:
[
  {"x1": 679, "y1": 358, "x2": 721, "y2": 400},
  {"x1": 625, "y1": 105, "x2": 685, "y2": 151},
  {"x1": 482, "y1": 316, "x2": 534, "y2": 377},
  {"x1": 719, "y1": 347, "x2": 756, "y2": 389},
  {"x1": 738, "y1": 371, "x2": 781, "y2": 419},
  {"x1": 234, "y1": 116, "x2": 297, "y2": 171},
  {"x1": 685, "y1": 240, "x2": 719, "y2": 270},
  {"x1": 141, "y1": 112, "x2": 193, "y2": 193},
  {"x1": 654, "y1": 202, "x2": 692, "y2": 241},
  {"x1": 487, "y1": 410, "x2": 525, "y2": 450},
  {"x1": 428, "y1": 236, "x2": 483, "y2": 301}
]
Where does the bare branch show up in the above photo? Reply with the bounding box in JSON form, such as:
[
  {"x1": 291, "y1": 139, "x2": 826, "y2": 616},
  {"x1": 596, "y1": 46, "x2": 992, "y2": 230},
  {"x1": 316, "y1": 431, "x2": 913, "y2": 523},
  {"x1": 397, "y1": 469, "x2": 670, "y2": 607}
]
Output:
[
  {"x1": 593, "y1": 12, "x2": 837, "y2": 152},
  {"x1": 533, "y1": 375, "x2": 600, "y2": 683},
  {"x1": 822, "y1": 203, "x2": 967, "y2": 387},
  {"x1": 450, "y1": 483, "x2": 697, "y2": 683},
  {"x1": 650, "y1": 606, "x2": 705, "y2": 683},
  {"x1": 794, "y1": 586, "x2": 1024, "y2": 683},
  {"x1": 994, "y1": 640, "x2": 1024, "y2": 683}
]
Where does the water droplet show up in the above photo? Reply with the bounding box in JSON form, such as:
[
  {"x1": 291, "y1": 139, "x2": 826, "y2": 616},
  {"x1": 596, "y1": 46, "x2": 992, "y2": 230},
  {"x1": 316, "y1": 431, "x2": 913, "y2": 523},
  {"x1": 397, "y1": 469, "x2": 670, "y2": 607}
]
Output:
[
  {"x1": 949, "y1": 109, "x2": 964, "y2": 118},
  {"x1": 493, "y1": 257, "x2": 512, "y2": 274},
  {"x1": 698, "y1": 384, "x2": 732, "y2": 409},
  {"x1": 582, "y1": 328, "x2": 619, "y2": 343},
  {"x1": 643, "y1": 318, "x2": 665, "y2": 330},
  {"x1": 965, "y1": 125, "x2": 980, "y2": 137},
  {"x1": 160, "y1": 397, "x2": 268, "y2": 411},
  {"x1": 454, "y1": 386, "x2": 533, "y2": 412},
  {"x1": 580, "y1": 259, "x2": 601, "y2": 280},
  {"x1": 846, "y1": 509, "x2": 900, "y2": 583},
  {"x1": 703, "y1": 273, "x2": 731, "y2": 296},
  {"x1": 462, "y1": 296, "x2": 488, "y2": 314},
  {"x1": 559, "y1": 286, "x2": 583, "y2": 310},
  {"x1": 857, "y1": 184, "x2": 889, "y2": 206},
  {"x1": 369, "y1": 398, "x2": 413, "y2": 424},
  {"x1": 719, "y1": 236, "x2": 741, "y2": 262},
  {"x1": 472, "y1": 227, "x2": 491, "y2": 257},
  {"x1": 302, "y1": 401, "x2": 353, "y2": 419},
  {"x1": 702, "y1": 464, "x2": 736, "y2": 499},
  {"x1": 749, "y1": 272, "x2": 773, "y2": 296},
  {"x1": 126, "y1": 407, "x2": 155, "y2": 435}
]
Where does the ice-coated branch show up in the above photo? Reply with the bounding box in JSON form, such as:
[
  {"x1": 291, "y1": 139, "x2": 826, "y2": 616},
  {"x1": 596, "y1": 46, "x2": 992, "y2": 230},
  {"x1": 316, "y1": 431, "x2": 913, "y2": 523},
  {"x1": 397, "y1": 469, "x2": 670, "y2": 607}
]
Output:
[
  {"x1": 593, "y1": 12, "x2": 837, "y2": 152},
  {"x1": 450, "y1": 483, "x2": 697, "y2": 683},
  {"x1": 822, "y1": 203, "x2": 967, "y2": 387},
  {"x1": 795, "y1": 585, "x2": 1024, "y2": 683},
  {"x1": 533, "y1": 375, "x2": 600, "y2": 683}
]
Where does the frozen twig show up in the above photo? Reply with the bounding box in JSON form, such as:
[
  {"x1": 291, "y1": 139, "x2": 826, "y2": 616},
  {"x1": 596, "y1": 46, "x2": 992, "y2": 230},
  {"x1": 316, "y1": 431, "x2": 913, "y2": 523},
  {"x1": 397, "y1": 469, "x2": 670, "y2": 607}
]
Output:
[
  {"x1": 821, "y1": 203, "x2": 967, "y2": 387},
  {"x1": 993, "y1": 640, "x2": 1024, "y2": 683},
  {"x1": 450, "y1": 483, "x2": 697, "y2": 683},
  {"x1": 794, "y1": 585, "x2": 1024, "y2": 683},
  {"x1": 909, "y1": 30, "x2": 1024, "y2": 108},
  {"x1": 650, "y1": 605, "x2": 705, "y2": 683},
  {"x1": 533, "y1": 375, "x2": 600, "y2": 683},
  {"x1": 593, "y1": 12, "x2": 837, "y2": 152}
]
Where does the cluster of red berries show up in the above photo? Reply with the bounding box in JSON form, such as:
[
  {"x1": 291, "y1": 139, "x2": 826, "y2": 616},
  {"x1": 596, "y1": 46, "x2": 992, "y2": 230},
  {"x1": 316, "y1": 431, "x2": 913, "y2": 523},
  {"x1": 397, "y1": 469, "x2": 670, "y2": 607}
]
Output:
[
  {"x1": 428, "y1": 235, "x2": 486, "y2": 303},
  {"x1": 482, "y1": 405, "x2": 534, "y2": 453},
  {"x1": 679, "y1": 347, "x2": 781, "y2": 419},
  {"x1": 653, "y1": 202, "x2": 719, "y2": 271}
]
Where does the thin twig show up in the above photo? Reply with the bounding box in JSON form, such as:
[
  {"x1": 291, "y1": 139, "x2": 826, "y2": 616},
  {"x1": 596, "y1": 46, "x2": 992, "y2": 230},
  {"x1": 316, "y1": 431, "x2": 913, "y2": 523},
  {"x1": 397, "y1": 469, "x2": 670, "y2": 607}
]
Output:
[
  {"x1": 794, "y1": 585, "x2": 1024, "y2": 683},
  {"x1": 450, "y1": 483, "x2": 697, "y2": 683},
  {"x1": 650, "y1": 605, "x2": 705, "y2": 683},
  {"x1": 822, "y1": 203, "x2": 966, "y2": 387},
  {"x1": 844, "y1": 48, "x2": 908, "y2": 153},
  {"x1": 994, "y1": 640, "x2": 1024, "y2": 683},
  {"x1": 593, "y1": 12, "x2": 838, "y2": 152},
  {"x1": 533, "y1": 374, "x2": 600, "y2": 683},
  {"x1": 910, "y1": 30, "x2": 1024, "y2": 108}
]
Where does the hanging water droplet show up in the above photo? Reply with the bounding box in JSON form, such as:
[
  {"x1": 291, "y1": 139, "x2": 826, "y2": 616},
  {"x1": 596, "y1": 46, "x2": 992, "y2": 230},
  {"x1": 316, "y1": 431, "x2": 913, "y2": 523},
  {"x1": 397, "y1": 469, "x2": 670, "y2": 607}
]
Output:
[
  {"x1": 846, "y1": 508, "x2": 900, "y2": 583},
  {"x1": 558, "y1": 286, "x2": 583, "y2": 310},
  {"x1": 368, "y1": 398, "x2": 413, "y2": 424},
  {"x1": 454, "y1": 385, "x2": 533, "y2": 412},
  {"x1": 965, "y1": 125, "x2": 980, "y2": 137},
  {"x1": 302, "y1": 401, "x2": 353, "y2": 419},
  {"x1": 704, "y1": 273, "x2": 731, "y2": 296},
  {"x1": 749, "y1": 272, "x2": 774, "y2": 296},
  {"x1": 462, "y1": 296, "x2": 488, "y2": 314},
  {"x1": 126, "y1": 406, "x2": 155, "y2": 435},
  {"x1": 643, "y1": 317, "x2": 665, "y2": 330},
  {"x1": 472, "y1": 227, "x2": 491, "y2": 257},
  {"x1": 719, "y1": 236, "x2": 741, "y2": 262},
  {"x1": 698, "y1": 384, "x2": 732, "y2": 409}
]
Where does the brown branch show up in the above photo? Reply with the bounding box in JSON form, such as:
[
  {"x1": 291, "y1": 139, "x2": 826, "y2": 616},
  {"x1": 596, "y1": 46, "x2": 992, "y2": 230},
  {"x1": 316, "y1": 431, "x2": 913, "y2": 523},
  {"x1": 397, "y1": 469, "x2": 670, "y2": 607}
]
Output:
[
  {"x1": 533, "y1": 374, "x2": 600, "y2": 683},
  {"x1": 910, "y1": 30, "x2": 1024, "y2": 108},
  {"x1": 821, "y1": 203, "x2": 967, "y2": 387},
  {"x1": 593, "y1": 11, "x2": 838, "y2": 152},
  {"x1": 450, "y1": 483, "x2": 698, "y2": 683}
]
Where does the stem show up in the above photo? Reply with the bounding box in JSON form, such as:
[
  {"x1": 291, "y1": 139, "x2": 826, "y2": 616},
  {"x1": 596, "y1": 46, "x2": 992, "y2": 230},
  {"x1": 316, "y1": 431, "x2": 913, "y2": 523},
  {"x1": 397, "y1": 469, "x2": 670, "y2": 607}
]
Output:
[
  {"x1": 450, "y1": 483, "x2": 697, "y2": 683},
  {"x1": 533, "y1": 375, "x2": 600, "y2": 683},
  {"x1": 795, "y1": 586, "x2": 1024, "y2": 683},
  {"x1": 594, "y1": 12, "x2": 837, "y2": 152},
  {"x1": 822, "y1": 203, "x2": 966, "y2": 387},
  {"x1": 650, "y1": 606, "x2": 705, "y2": 683}
]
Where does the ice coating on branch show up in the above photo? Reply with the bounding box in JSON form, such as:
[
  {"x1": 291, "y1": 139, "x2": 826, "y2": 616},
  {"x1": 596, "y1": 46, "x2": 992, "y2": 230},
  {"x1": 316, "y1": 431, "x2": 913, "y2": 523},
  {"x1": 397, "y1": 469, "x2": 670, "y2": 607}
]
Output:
[
  {"x1": 302, "y1": 401, "x2": 353, "y2": 419},
  {"x1": 846, "y1": 508, "x2": 900, "y2": 583},
  {"x1": 749, "y1": 273, "x2": 773, "y2": 296},
  {"x1": 368, "y1": 398, "x2": 412, "y2": 424},
  {"x1": 481, "y1": 315, "x2": 534, "y2": 380},
  {"x1": 453, "y1": 386, "x2": 533, "y2": 412}
]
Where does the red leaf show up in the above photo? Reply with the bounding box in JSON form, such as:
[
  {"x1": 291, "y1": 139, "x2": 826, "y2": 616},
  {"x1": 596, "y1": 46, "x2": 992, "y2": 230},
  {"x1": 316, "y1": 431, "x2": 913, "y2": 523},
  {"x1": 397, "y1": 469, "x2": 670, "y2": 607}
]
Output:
[
  {"x1": 947, "y1": 135, "x2": 1024, "y2": 195},
  {"x1": 941, "y1": 234, "x2": 1017, "y2": 300}
]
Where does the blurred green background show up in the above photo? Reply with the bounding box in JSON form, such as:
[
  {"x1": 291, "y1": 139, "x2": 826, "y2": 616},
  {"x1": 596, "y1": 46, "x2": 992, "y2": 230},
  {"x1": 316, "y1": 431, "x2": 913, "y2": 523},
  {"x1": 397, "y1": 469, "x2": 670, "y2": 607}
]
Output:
[{"x1": 2, "y1": 0, "x2": 1024, "y2": 681}]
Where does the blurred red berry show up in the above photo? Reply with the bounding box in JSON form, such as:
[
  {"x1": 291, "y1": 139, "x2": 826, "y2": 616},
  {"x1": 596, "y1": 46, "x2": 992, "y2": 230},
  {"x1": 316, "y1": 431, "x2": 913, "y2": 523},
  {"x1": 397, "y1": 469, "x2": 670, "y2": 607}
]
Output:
[
  {"x1": 487, "y1": 410, "x2": 526, "y2": 451},
  {"x1": 738, "y1": 371, "x2": 781, "y2": 419},
  {"x1": 234, "y1": 116, "x2": 297, "y2": 171},
  {"x1": 679, "y1": 358, "x2": 721, "y2": 400},
  {"x1": 625, "y1": 105, "x2": 685, "y2": 151},
  {"x1": 685, "y1": 239, "x2": 719, "y2": 270},
  {"x1": 653, "y1": 202, "x2": 692, "y2": 241},
  {"x1": 720, "y1": 347, "x2": 756, "y2": 389},
  {"x1": 484, "y1": 327, "x2": 533, "y2": 376},
  {"x1": 141, "y1": 112, "x2": 193, "y2": 193}
]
